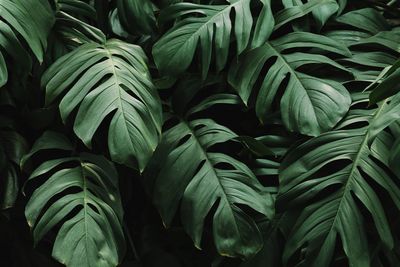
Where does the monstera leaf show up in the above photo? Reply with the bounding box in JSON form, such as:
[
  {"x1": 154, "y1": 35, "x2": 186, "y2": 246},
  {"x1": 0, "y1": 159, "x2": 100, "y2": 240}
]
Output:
[
  {"x1": 0, "y1": 116, "x2": 28, "y2": 209},
  {"x1": 117, "y1": 0, "x2": 156, "y2": 35},
  {"x1": 277, "y1": 91, "x2": 400, "y2": 267},
  {"x1": 370, "y1": 59, "x2": 400, "y2": 104},
  {"x1": 145, "y1": 115, "x2": 274, "y2": 258},
  {"x1": 336, "y1": 8, "x2": 390, "y2": 34},
  {"x1": 0, "y1": 0, "x2": 54, "y2": 86},
  {"x1": 153, "y1": 0, "x2": 274, "y2": 78},
  {"x1": 24, "y1": 131, "x2": 125, "y2": 267},
  {"x1": 326, "y1": 8, "x2": 400, "y2": 83},
  {"x1": 42, "y1": 39, "x2": 163, "y2": 171},
  {"x1": 47, "y1": 0, "x2": 106, "y2": 61},
  {"x1": 281, "y1": 0, "x2": 340, "y2": 30},
  {"x1": 0, "y1": 0, "x2": 54, "y2": 62},
  {"x1": 229, "y1": 31, "x2": 352, "y2": 136}
]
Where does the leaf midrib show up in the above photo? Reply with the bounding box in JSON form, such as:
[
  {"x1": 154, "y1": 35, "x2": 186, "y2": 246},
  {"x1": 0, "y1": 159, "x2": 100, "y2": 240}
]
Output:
[
  {"x1": 264, "y1": 42, "x2": 319, "y2": 124},
  {"x1": 182, "y1": 120, "x2": 242, "y2": 237},
  {"x1": 79, "y1": 161, "x2": 89, "y2": 263},
  {"x1": 324, "y1": 99, "x2": 388, "y2": 241},
  {"x1": 103, "y1": 45, "x2": 153, "y2": 162},
  {"x1": 170, "y1": 0, "x2": 247, "y2": 58}
]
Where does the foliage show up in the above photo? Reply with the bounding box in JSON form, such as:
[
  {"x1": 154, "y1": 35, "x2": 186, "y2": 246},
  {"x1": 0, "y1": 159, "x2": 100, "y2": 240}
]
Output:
[{"x1": 1, "y1": 0, "x2": 400, "y2": 267}]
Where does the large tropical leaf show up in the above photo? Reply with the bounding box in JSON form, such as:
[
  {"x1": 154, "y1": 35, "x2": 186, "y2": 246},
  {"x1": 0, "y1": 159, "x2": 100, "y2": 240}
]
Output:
[
  {"x1": 336, "y1": 8, "x2": 390, "y2": 34},
  {"x1": 0, "y1": 0, "x2": 54, "y2": 86},
  {"x1": 325, "y1": 8, "x2": 400, "y2": 84},
  {"x1": 117, "y1": 0, "x2": 156, "y2": 35},
  {"x1": 0, "y1": 0, "x2": 54, "y2": 62},
  {"x1": 145, "y1": 116, "x2": 273, "y2": 258},
  {"x1": 42, "y1": 39, "x2": 163, "y2": 171},
  {"x1": 281, "y1": 0, "x2": 340, "y2": 30},
  {"x1": 0, "y1": 116, "x2": 28, "y2": 209},
  {"x1": 327, "y1": 8, "x2": 400, "y2": 54},
  {"x1": 229, "y1": 31, "x2": 352, "y2": 136},
  {"x1": 152, "y1": 0, "x2": 274, "y2": 78},
  {"x1": 370, "y1": 58, "x2": 400, "y2": 104},
  {"x1": 277, "y1": 91, "x2": 400, "y2": 266},
  {"x1": 47, "y1": 0, "x2": 105, "y2": 62},
  {"x1": 331, "y1": 8, "x2": 399, "y2": 53},
  {"x1": 24, "y1": 131, "x2": 125, "y2": 267},
  {"x1": 273, "y1": 0, "x2": 340, "y2": 30},
  {"x1": 240, "y1": 216, "x2": 284, "y2": 267},
  {"x1": 326, "y1": 8, "x2": 400, "y2": 101}
]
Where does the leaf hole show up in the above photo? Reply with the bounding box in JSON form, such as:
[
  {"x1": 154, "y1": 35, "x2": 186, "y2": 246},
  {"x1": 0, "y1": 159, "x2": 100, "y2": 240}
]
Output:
[
  {"x1": 214, "y1": 161, "x2": 235, "y2": 170},
  {"x1": 176, "y1": 134, "x2": 192, "y2": 149},
  {"x1": 249, "y1": 56, "x2": 278, "y2": 107}
]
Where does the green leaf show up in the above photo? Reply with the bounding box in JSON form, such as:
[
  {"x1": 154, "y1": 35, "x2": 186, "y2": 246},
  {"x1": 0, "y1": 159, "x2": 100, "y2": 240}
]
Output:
[
  {"x1": 311, "y1": 0, "x2": 338, "y2": 30},
  {"x1": 47, "y1": 0, "x2": 106, "y2": 62},
  {"x1": 0, "y1": 129, "x2": 28, "y2": 209},
  {"x1": 274, "y1": 0, "x2": 337, "y2": 30},
  {"x1": 171, "y1": 74, "x2": 222, "y2": 115},
  {"x1": 340, "y1": 52, "x2": 396, "y2": 68},
  {"x1": 0, "y1": 53, "x2": 7, "y2": 87},
  {"x1": 229, "y1": 31, "x2": 351, "y2": 136},
  {"x1": 42, "y1": 39, "x2": 163, "y2": 171},
  {"x1": 353, "y1": 29, "x2": 400, "y2": 53},
  {"x1": 152, "y1": 0, "x2": 274, "y2": 78},
  {"x1": 370, "y1": 61, "x2": 400, "y2": 104},
  {"x1": 24, "y1": 132, "x2": 125, "y2": 267},
  {"x1": 278, "y1": 93, "x2": 400, "y2": 266},
  {"x1": 0, "y1": 20, "x2": 32, "y2": 71},
  {"x1": 369, "y1": 94, "x2": 400, "y2": 143},
  {"x1": 0, "y1": 0, "x2": 55, "y2": 62},
  {"x1": 0, "y1": 1, "x2": 51, "y2": 85},
  {"x1": 236, "y1": 136, "x2": 276, "y2": 157},
  {"x1": 280, "y1": 0, "x2": 339, "y2": 30},
  {"x1": 21, "y1": 131, "x2": 73, "y2": 169},
  {"x1": 145, "y1": 118, "x2": 273, "y2": 258},
  {"x1": 336, "y1": 8, "x2": 390, "y2": 34},
  {"x1": 58, "y1": 0, "x2": 98, "y2": 20},
  {"x1": 337, "y1": 0, "x2": 346, "y2": 14},
  {"x1": 390, "y1": 137, "x2": 400, "y2": 178},
  {"x1": 187, "y1": 93, "x2": 242, "y2": 116},
  {"x1": 117, "y1": 0, "x2": 156, "y2": 35},
  {"x1": 240, "y1": 217, "x2": 283, "y2": 267}
]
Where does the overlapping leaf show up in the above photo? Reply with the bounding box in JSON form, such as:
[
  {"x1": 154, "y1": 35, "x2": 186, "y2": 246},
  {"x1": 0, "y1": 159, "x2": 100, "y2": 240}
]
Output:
[
  {"x1": 273, "y1": 0, "x2": 340, "y2": 30},
  {"x1": 323, "y1": 8, "x2": 400, "y2": 98},
  {"x1": 117, "y1": 0, "x2": 156, "y2": 35},
  {"x1": 281, "y1": 0, "x2": 340, "y2": 30},
  {"x1": 47, "y1": 0, "x2": 105, "y2": 61},
  {"x1": 277, "y1": 91, "x2": 400, "y2": 266},
  {"x1": 145, "y1": 115, "x2": 273, "y2": 258},
  {"x1": 0, "y1": 0, "x2": 54, "y2": 86},
  {"x1": 0, "y1": 0, "x2": 54, "y2": 62},
  {"x1": 42, "y1": 39, "x2": 163, "y2": 171},
  {"x1": 229, "y1": 31, "x2": 352, "y2": 136},
  {"x1": 24, "y1": 132, "x2": 125, "y2": 267},
  {"x1": 153, "y1": 0, "x2": 274, "y2": 78},
  {"x1": 370, "y1": 58, "x2": 400, "y2": 103},
  {"x1": 0, "y1": 116, "x2": 28, "y2": 209}
]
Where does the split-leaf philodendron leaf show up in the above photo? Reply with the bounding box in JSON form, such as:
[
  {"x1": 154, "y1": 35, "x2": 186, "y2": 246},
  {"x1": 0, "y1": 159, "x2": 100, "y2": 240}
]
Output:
[{"x1": 0, "y1": 0, "x2": 400, "y2": 266}]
